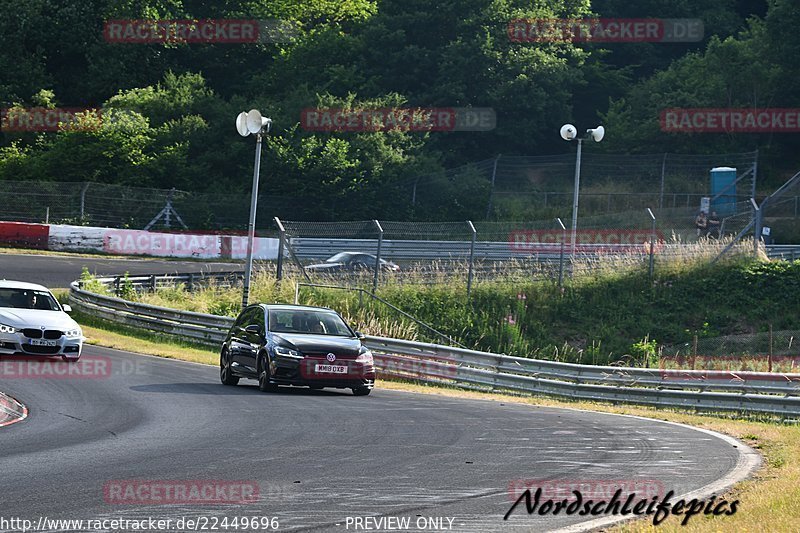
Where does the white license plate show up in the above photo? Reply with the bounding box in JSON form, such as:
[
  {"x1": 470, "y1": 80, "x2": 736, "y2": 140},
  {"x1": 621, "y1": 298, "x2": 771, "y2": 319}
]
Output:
[
  {"x1": 29, "y1": 339, "x2": 57, "y2": 347},
  {"x1": 315, "y1": 364, "x2": 348, "y2": 374}
]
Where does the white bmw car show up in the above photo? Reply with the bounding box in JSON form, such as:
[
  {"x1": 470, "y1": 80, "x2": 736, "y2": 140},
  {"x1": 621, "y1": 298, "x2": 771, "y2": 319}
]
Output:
[{"x1": 0, "y1": 280, "x2": 84, "y2": 361}]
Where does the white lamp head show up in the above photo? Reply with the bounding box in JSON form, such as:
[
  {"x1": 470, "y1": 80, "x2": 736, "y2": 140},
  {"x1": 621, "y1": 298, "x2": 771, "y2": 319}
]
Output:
[
  {"x1": 560, "y1": 123, "x2": 577, "y2": 141},
  {"x1": 588, "y1": 125, "x2": 605, "y2": 142},
  {"x1": 236, "y1": 112, "x2": 249, "y2": 137}
]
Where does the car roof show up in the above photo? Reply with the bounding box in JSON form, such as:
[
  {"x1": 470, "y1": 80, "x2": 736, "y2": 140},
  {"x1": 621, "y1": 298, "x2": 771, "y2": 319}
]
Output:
[
  {"x1": 0, "y1": 280, "x2": 51, "y2": 292},
  {"x1": 257, "y1": 303, "x2": 337, "y2": 313}
]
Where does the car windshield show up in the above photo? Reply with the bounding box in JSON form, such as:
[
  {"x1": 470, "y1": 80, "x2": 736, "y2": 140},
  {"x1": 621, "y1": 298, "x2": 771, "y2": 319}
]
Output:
[
  {"x1": 268, "y1": 309, "x2": 354, "y2": 336},
  {"x1": 326, "y1": 252, "x2": 353, "y2": 263},
  {"x1": 0, "y1": 288, "x2": 61, "y2": 311}
]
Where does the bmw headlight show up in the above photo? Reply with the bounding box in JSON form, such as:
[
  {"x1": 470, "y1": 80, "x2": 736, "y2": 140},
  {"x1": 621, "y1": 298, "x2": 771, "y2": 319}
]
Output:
[
  {"x1": 355, "y1": 349, "x2": 373, "y2": 364},
  {"x1": 274, "y1": 345, "x2": 301, "y2": 358},
  {"x1": 0, "y1": 323, "x2": 16, "y2": 334},
  {"x1": 65, "y1": 328, "x2": 82, "y2": 339}
]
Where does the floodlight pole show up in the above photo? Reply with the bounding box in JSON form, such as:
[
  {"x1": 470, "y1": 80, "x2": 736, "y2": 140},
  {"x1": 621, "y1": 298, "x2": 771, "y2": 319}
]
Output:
[
  {"x1": 570, "y1": 138, "x2": 583, "y2": 257},
  {"x1": 242, "y1": 133, "x2": 263, "y2": 308}
]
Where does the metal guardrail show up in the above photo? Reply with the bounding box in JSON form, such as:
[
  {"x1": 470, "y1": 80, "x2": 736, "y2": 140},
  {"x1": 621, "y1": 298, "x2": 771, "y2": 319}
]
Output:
[
  {"x1": 766, "y1": 245, "x2": 800, "y2": 261},
  {"x1": 69, "y1": 280, "x2": 800, "y2": 418}
]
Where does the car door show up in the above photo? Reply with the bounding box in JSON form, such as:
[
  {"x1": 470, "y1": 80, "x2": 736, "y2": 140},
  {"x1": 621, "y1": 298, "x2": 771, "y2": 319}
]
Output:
[
  {"x1": 230, "y1": 307, "x2": 261, "y2": 376},
  {"x1": 239, "y1": 306, "x2": 266, "y2": 375}
]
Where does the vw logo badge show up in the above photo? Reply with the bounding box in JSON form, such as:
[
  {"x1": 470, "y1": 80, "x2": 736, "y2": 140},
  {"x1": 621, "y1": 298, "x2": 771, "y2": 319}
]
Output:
[{"x1": 326, "y1": 353, "x2": 336, "y2": 362}]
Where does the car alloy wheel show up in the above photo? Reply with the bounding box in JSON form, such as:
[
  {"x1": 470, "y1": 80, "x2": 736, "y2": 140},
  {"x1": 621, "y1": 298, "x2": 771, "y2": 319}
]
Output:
[
  {"x1": 220, "y1": 349, "x2": 239, "y2": 386},
  {"x1": 258, "y1": 355, "x2": 277, "y2": 392}
]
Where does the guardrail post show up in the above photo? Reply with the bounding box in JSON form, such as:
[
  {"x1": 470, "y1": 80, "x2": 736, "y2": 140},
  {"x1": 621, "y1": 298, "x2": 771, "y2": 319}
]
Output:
[
  {"x1": 556, "y1": 218, "x2": 566, "y2": 287},
  {"x1": 274, "y1": 217, "x2": 285, "y2": 281},
  {"x1": 114, "y1": 276, "x2": 120, "y2": 296},
  {"x1": 647, "y1": 208, "x2": 656, "y2": 280},
  {"x1": 466, "y1": 220, "x2": 477, "y2": 298},
  {"x1": 188, "y1": 273, "x2": 194, "y2": 292},
  {"x1": 150, "y1": 274, "x2": 156, "y2": 292},
  {"x1": 751, "y1": 198, "x2": 762, "y2": 257},
  {"x1": 373, "y1": 220, "x2": 384, "y2": 294}
]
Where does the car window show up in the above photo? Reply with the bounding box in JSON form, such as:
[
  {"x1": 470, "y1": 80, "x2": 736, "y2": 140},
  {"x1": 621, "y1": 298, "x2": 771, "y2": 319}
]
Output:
[
  {"x1": 0, "y1": 288, "x2": 60, "y2": 311},
  {"x1": 234, "y1": 306, "x2": 262, "y2": 329},
  {"x1": 326, "y1": 252, "x2": 352, "y2": 263},
  {"x1": 269, "y1": 309, "x2": 354, "y2": 336}
]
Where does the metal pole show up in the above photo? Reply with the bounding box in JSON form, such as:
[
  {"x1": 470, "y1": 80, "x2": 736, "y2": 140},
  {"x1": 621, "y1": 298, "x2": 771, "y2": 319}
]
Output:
[
  {"x1": 80, "y1": 183, "x2": 90, "y2": 220},
  {"x1": 750, "y1": 197, "x2": 760, "y2": 257},
  {"x1": 466, "y1": 220, "x2": 476, "y2": 298},
  {"x1": 751, "y1": 150, "x2": 758, "y2": 201},
  {"x1": 294, "y1": 281, "x2": 299, "y2": 304},
  {"x1": 274, "y1": 217, "x2": 285, "y2": 281},
  {"x1": 45, "y1": 206, "x2": 49, "y2": 224},
  {"x1": 659, "y1": 152, "x2": 667, "y2": 209},
  {"x1": 485, "y1": 154, "x2": 501, "y2": 220},
  {"x1": 570, "y1": 139, "x2": 583, "y2": 258},
  {"x1": 556, "y1": 217, "x2": 566, "y2": 287},
  {"x1": 242, "y1": 133, "x2": 263, "y2": 308},
  {"x1": 372, "y1": 220, "x2": 383, "y2": 294},
  {"x1": 647, "y1": 208, "x2": 656, "y2": 279}
]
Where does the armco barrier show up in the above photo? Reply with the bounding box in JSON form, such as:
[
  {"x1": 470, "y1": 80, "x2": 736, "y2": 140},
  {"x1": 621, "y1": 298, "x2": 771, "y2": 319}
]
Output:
[
  {"x1": 68, "y1": 280, "x2": 800, "y2": 417},
  {"x1": 0, "y1": 221, "x2": 49, "y2": 249}
]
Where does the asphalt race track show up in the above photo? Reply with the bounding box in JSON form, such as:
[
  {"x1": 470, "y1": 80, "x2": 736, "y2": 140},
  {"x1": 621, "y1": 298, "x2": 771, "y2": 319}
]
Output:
[
  {"x1": 0, "y1": 253, "x2": 241, "y2": 288},
  {"x1": 0, "y1": 345, "x2": 753, "y2": 533}
]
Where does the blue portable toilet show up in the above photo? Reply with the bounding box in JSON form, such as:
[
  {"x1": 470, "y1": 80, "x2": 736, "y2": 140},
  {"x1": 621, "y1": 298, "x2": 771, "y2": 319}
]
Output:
[{"x1": 710, "y1": 167, "x2": 737, "y2": 216}]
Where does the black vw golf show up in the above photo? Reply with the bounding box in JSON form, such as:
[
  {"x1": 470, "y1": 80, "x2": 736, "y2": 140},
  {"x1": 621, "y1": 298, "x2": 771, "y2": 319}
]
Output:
[{"x1": 220, "y1": 304, "x2": 376, "y2": 395}]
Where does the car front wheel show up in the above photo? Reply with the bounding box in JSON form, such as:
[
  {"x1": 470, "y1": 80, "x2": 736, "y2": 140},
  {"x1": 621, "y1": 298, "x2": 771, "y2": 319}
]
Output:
[
  {"x1": 220, "y1": 349, "x2": 239, "y2": 386},
  {"x1": 258, "y1": 355, "x2": 278, "y2": 392},
  {"x1": 62, "y1": 356, "x2": 80, "y2": 363},
  {"x1": 352, "y1": 386, "x2": 372, "y2": 396}
]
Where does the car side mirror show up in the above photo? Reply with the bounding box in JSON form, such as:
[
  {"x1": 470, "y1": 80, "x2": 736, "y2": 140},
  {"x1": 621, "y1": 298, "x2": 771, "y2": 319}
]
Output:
[
  {"x1": 62, "y1": 304, "x2": 72, "y2": 313},
  {"x1": 245, "y1": 324, "x2": 263, "y2": 336},
  {"x1": 355, "y1": 331, "x2": 366, "y2": 340}
]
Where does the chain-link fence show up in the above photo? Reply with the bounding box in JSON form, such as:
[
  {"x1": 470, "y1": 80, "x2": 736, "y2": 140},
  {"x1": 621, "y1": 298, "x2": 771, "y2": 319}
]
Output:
[
  {"x1": 0, "y1": 150, "x2": 764, "y2": 228},
  {"x1": 274, "y1": 203, "x2": 757, "y2": 294},
  {"x1": 660, "y1": 328, "x2": 800, "y2": 373}
]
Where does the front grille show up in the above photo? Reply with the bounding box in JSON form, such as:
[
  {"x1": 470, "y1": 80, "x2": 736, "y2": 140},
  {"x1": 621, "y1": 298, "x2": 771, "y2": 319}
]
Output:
[
  {"x1": 22, "y1": 344, "x2": 61, "y2": 354},
  {"x1": 22, "y1": 329, "x2": 43, "y2": 339},
  {"x1": 21, "y1": 329, "x2": 62, "y2": 339}
]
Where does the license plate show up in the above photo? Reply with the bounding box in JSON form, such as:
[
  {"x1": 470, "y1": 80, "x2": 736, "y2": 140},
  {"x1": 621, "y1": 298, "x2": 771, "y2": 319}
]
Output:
[
  {"x1": 29, "y1": 339, "x2": 57, "y2": 347},
  {"x1": 315, "y1": 364, "x2": 348, "y2": 374}
]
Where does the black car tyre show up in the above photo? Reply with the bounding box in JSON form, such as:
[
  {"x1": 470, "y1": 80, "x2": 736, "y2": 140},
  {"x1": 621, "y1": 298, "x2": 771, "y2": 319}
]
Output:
[
  {"x1": 258, "y1": 355, "x2": 278, "y2": 392},
  {"x1": 62, "y1": 356, "x2": 79, "y2": 363},
  {"x1": 352, "y1": 386, "x2": 372, "y2": 396},
  {"x1": 220, "y1": 349, "x2": 239, "y2": 386}
]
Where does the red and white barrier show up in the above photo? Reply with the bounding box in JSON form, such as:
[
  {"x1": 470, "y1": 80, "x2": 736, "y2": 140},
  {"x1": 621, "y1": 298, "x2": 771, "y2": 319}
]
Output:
[{"x1": 1, "y1": 221, "x2": 279, "y2": 260}]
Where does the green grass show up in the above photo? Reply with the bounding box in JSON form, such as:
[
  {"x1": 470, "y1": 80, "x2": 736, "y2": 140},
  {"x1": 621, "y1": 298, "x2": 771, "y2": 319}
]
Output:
[{"x1": 88, "y1": 240, "x2": 800, "y2": 367}]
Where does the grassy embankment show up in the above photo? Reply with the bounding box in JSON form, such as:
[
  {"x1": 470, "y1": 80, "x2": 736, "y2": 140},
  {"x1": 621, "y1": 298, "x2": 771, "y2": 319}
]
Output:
[{"x1": 84, "y1": 240, "x2": 800, "y2": 371}]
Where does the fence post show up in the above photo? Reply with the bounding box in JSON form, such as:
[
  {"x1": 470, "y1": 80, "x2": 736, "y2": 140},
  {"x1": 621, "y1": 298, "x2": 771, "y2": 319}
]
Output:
[
  {"x1": 751, "y1": 198, "x2": 761, "y2": 257},
  {"x1": 466, "y1": 220, "x2": 477, "y2": 298},
  {"x1": 373, "y1": 220, "x2": 384, "y2": 293},
  {"x1": 556, "y1": 218, "x2": 566, "y2": 286},
  {"x1": 150, "y1": 274, "x2": 156, "y2": 292},
  {"x1": 647, "y1": 208, "x2": 656, "y2": 279},
  {"x1": 80, "y1": 183, "x2": 90, "y2": 220},
  {"x1": 658, "y1": 152, "x2": 668, "y2": 209},
  {"x1": 769, "y1": 324, "x2": 773, "y2": 372},
  {"x1": 485, "y1": 154, "x2": 501, "y2": 220},
  {"x1": 274, "y1": 217, "x2": 285, "y2": 281},
  {"x1": 114, "y1": 276, "x2": 120, "y2": 297}
]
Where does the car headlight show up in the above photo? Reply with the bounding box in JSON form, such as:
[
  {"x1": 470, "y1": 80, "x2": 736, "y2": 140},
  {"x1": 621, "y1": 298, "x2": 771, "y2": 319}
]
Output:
[
  {"x1": 0, "y1": 324, "x2": 16, "y2": 334},
  {"x1": 65, "y1": 328, "x2": 82, "y2": 339},
  {"x1": 355, "y1": 349, "x2": 373, "y2": 364},
  {"x1": 274, "y1": 345, "x2": 301, "y2": 358}
]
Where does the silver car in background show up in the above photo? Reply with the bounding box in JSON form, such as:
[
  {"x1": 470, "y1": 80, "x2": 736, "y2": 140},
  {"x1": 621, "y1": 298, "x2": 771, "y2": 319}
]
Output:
[{"x1": 0, "y1": 281, "x2": 84, "y2": 361}]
